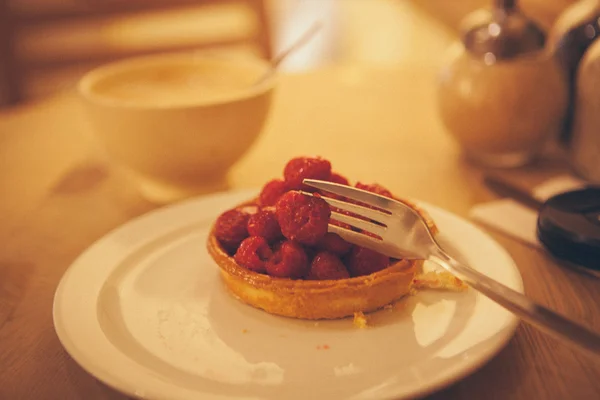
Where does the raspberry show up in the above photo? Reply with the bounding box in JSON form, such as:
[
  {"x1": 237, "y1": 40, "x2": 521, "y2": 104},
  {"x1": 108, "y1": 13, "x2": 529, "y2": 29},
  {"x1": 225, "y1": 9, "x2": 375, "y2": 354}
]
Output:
[
  {"x1": 283, "y1": 157, "x2": 332, "y2": 190},
  {"x1": 355, "y1": 182, "x2": 393, "y2": 198},
  {"x1": 271, "y1": 238, "x2": 286, "y2": 251},
  {"x1": 303, "y1": 245, "x2": 317, "y2": 262},
  {"x1": 317, "y1": 232, "x2": 352, "y2": 256},
  {"x1": 346, "y1": 246, "x2": 389, "y2": 276},
  {"x1": 247, "y1": 210, "x2": 282, "y2": 243},
  {"x1": 276, "y1": 191, "x2": 331, "y2": 245},
  {"x1": 313, "y1": 190, "x2": 354, "y2": 231},
  {"x1": 214, "y1": 209, "x2": 250, "y2": 253},
  {"x1": 259, "y1": 179, "x2": 288, "y2": 206},
  {"x1": 265, "y1": 241, "x2": 309, "y2": 278},
  {"x1": 238, "y1": 204, "x2": 260, "y2": 215},
  {"x1": 234, "y1": 236, "x2": 272, "y2": 273},
  {"x1": 307, "y1": 251, "x2": 350, "y2": 280},
  {"x1": 328, "y1": 172, "x2": 350, "y2": 186}
]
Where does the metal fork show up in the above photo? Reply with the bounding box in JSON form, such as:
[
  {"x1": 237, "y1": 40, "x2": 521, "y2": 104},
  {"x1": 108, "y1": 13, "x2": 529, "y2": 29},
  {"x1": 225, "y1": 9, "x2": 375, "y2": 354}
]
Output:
[{"x1": 303, "y1": 179, "x2": 600, "y2": 356}]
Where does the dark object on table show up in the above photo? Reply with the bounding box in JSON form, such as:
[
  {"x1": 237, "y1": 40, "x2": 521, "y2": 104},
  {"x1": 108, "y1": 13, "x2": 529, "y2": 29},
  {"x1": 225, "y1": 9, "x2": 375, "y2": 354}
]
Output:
[{"x1": 537, "y1": 187, "x2": 600, "y2": 271}]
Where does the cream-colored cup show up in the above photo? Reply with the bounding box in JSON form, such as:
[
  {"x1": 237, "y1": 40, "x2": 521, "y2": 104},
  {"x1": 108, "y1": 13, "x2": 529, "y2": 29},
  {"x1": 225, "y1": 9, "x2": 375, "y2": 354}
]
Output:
[{"x1": 78, "y1": 52, "x2": 276, "y2": 203}]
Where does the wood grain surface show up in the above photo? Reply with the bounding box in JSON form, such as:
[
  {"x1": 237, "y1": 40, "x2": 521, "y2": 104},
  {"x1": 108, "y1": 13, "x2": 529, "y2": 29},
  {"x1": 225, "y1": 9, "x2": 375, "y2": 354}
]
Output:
[{"x1": 1, "y1": 65, "x2": 599, "y2": 400}]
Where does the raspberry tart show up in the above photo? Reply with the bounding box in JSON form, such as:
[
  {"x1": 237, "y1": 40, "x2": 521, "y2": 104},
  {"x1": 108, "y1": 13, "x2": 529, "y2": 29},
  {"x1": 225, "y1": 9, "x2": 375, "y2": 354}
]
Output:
[{"x1": 207, "y1": 156, "x2": 438, "y2": 320}]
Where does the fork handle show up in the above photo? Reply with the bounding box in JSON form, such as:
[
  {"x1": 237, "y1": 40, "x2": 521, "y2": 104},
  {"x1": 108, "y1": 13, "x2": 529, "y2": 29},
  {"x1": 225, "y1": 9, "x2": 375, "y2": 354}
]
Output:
[{"x1": 429, "y1": 249, "x2": 600, "y2": 356}]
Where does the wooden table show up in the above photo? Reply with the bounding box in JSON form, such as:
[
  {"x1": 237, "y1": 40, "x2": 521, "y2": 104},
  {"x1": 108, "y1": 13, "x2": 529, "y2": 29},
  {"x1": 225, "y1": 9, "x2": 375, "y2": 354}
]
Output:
[{"x1": 1, "y1": 61, "x2": 600, "y2": 399}]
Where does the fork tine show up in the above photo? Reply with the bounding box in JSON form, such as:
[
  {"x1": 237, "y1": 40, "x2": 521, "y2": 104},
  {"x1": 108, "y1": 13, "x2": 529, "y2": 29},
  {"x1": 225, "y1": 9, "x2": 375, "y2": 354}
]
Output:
[
  {"x1": 328, "y1": 224, "x2": 383, "y2": 250},
  {"x1": 329, "y1": 224, "x2": 404, "y2": 258},
  {"x1": 303, "y1": 179, "x2": 398, "y2": 211},
  {"x1": 298, "y1": 190, "x2": 389, "y2": 224},
  {"x1": 331, "y1": 211, "x2": 386, "y2": 237}
]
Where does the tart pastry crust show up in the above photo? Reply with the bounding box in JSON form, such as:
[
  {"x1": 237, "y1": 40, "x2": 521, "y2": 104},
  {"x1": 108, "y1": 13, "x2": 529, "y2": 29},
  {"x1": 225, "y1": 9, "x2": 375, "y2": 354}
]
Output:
[{"x1": 207, "y1": 197, "x2": 437, "y2": 320}]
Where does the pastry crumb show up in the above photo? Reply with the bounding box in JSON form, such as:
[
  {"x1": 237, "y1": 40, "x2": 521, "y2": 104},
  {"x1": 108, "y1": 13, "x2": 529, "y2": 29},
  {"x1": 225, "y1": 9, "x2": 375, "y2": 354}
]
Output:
[
  {"x1": 413, "y1": 271, "x2": 468, "y2": 292},
  {"x1": 383, "y1": 304, "x2": 393, "y2": 311},
  {"x1": 353, "y1": 311, "x2": 369, "y2": 328}
]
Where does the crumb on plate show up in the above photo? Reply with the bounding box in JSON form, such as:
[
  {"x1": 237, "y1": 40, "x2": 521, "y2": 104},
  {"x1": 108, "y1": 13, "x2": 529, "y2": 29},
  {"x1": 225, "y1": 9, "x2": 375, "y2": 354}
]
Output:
[
  {"x1": 353, "y1": 311, "x2": 369, "y2": 328},
  {"x1": 413, "y1": 271, "x2": 468, "y2": 292}
]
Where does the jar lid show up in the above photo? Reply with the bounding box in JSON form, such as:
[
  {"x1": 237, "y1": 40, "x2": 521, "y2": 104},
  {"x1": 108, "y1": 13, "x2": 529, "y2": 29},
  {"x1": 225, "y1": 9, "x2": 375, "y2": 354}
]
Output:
[
  {"x1": 463, "y1": 0, "x2": 546, "y2": 62},
  {"x1": 537, "y1": 187, "x2": 600, "y2": 270}
]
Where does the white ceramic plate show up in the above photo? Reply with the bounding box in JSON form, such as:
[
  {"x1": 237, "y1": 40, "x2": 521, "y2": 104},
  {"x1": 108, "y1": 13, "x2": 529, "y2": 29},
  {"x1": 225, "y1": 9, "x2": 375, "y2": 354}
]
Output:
[{"x1": 53, "y1": 189, "x2": 523, "y2": 400}]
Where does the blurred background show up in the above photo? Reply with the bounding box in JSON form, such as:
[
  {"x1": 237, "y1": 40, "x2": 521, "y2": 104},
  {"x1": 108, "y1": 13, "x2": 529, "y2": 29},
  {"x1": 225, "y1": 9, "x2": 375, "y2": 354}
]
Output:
[{"x1": 0, "y1": 0, "x2": 577, "y2": 107}]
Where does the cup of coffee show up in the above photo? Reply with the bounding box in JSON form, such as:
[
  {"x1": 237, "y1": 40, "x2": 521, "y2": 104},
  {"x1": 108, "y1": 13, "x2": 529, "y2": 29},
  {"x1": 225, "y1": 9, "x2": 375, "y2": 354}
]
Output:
[{"x1": 78, "y1": 52, "x2": 276, "y2": 203}]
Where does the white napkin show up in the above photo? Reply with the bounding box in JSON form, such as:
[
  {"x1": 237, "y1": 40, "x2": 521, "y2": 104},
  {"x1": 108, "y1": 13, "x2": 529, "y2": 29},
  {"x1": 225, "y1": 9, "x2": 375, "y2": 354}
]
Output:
[{"x1": 469, "y1": 175, "x2": 588, "y2": 248}]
